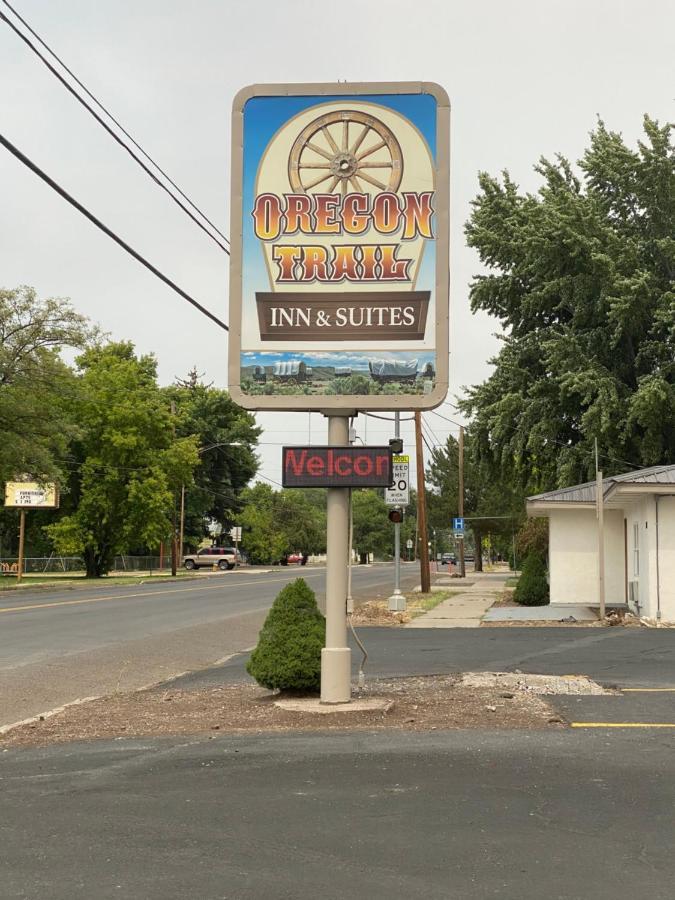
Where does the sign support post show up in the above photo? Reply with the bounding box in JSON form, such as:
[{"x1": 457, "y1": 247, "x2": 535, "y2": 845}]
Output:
[
  {"x1": 388, "y1": 411, "x2": 405, "y2": 611},
  {"x1": 17, "y1": 509, "x2": 26, "y2": 584},
  {"x1": 321, "y1": 414, "x2": 352, "y2": 704}
]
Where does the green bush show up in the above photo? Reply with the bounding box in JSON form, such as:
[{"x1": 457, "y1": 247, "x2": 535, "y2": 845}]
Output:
[
  {"x1": 513, "y1": 552, "x2": 550, "y2": 606},
  {"x1": 246, "y1": 578, "x2": 325, "y2": 692}
]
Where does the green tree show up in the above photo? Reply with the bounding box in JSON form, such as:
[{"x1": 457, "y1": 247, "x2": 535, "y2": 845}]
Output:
[
  {"x1": 47, "y1": 343, "x2": 198, "y2": 576},
  {"x1": 0, "y1": 286, "x2": 93, "y2": 481},
  {"x1": 513, "y1": 552, "x2": 550, "y2": 606},
  {"x1": 352, "y1": 489, "x2": 391, "y2": 560},
  {"x1": 239, "y1": 483, "x2": 326, "y2": 563},
  {"x1": 426, "y1": 432, "x2": 524, "y2": 570},
  {"x1": 461, "y1": 117, "x2": 674, "y2": 493},
  {"x1": 246, "y1": 578, "x2": 325, "y2": 692},
  {"x1": 239, "y1": 483, "x2": 284, "y2": 564},
  {"x1": 164, "y1": 369, "x2": 260, "y2": 548},
  {"x1": 515, "y1": 517, "x2": 549, "y2": 566},
  {"x1": 0, "y1": 286, "x2": 95, "y2": 557}
]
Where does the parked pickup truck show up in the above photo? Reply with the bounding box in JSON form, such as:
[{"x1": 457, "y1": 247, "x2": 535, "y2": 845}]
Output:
[{"x1": 183, "y1": 547, "x2": 238, "y2": 571}]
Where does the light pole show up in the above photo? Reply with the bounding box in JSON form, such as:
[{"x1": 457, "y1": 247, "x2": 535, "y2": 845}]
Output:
[{"x1": 180, "y1": 441, "x2": 242, "y2": 564}]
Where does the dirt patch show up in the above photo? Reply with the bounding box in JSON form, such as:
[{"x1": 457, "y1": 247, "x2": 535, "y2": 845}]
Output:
[
  {"x1": 350, "y1": 590, "x2": 457, "y2": 627},
  {"x1": 0, "y1": 675, "x2": 562, "y2": 748},
  {"x1": 350, "y1": 601, "x2": 409, "y2": 626}
]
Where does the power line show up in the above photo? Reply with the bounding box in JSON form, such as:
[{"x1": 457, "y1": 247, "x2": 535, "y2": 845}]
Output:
[
  {"x1": 0, "y1": 3, "x2": 230, "y2": 255},
  {"x1": 363, "y1": 411, "x2": 415, "y2": 422},
  {"x1": 422, "y1": 415, "x2": 445, "y2": 448},
  {"x1": 430, "y1": 409, "x2": 465, "y2": 428},
  {"x1": 0, "y1": 131, "x2": 229, "y2": 332}
]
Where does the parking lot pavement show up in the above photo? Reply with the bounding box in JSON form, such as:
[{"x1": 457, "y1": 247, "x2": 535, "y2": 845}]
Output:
[
  {"x1": 552, "y1": 688, "x2": 675, "y2": 728},
  {"x1": 2, "y1": 729, "x2": 674, "y2": 900},
  {"x1": 160, "y1": 625, "x2": 675, "y2": 693}
]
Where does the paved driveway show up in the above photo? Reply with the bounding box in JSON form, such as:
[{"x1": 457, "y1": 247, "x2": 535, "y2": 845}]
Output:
[{"x1": 2, "y1": 728, "x2": 673, "y2": 899}]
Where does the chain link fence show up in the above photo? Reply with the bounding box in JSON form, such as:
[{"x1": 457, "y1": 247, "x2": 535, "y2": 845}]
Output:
[{"x1": 0, "y1": 555, "x2": 175, "y2": 575}]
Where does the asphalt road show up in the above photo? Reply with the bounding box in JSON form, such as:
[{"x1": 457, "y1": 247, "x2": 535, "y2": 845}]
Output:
[
  {"x1": 0, "y1": 564, "x2": 419, "y2": 727},
  {"x1": 2, "y1": 728, "x2": 674, "y2": 899}
]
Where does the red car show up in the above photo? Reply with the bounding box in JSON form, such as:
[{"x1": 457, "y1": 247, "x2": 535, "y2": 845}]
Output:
[{"x1": 278, "y1": 552, "x2": 307, "y2": 565}]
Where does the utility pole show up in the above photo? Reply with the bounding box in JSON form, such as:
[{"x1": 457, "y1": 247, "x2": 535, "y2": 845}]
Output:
[
  {"x1": 458, "y1": 425, "x2": 466, "y2": 578},
  {"x1": 414, "y1": 411, "x2": 431, "y2": 593},
  {"x1": 595, "y1": 438, "x2": 605, "y2": 619},
  {"x1": 170, "y1": 400, "x2": 178, "y2": 577},
  {"x1": 388, "y1": 409, "x2": 405, "y2": 611},
  {"x1": 179, "y1": 484, "x2": 185, "y2": 565}
]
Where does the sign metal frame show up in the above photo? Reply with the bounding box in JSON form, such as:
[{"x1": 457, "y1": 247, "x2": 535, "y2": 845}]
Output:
[{"x1": 228, "y1": 81, "x2": 450, "y2": 412}]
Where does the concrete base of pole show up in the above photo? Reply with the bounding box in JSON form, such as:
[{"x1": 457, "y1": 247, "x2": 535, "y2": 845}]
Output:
[
  {"x1": 388, "y1": 591, "x2": 406, "y2": 612},
  {"x1": 320, "y1": 647, "x2": 351, "y2": 704}
]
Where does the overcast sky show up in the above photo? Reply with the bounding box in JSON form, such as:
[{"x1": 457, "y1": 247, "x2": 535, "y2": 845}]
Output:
[{"x1": 2, "y1": 0, "x2": 673, "y2": 486}]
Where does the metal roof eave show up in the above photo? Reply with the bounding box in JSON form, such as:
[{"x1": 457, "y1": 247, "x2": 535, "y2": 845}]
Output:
[{"x1": 526, "y1": 500, "x2": 597, "y2": 516}]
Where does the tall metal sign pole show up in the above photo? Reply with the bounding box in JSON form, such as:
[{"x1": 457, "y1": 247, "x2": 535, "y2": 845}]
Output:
[
  {"x1": 323, "y1": 415, "x2": 352, "y2": 702},
  {"x1": 228, "y1": 82, "x2": 450, "y2": 704},
  {"x1": 386, "y1": 410, "x2": 405, "y2": 611}
]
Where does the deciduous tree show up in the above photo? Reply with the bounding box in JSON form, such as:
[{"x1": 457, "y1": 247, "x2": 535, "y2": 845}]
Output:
[
  {"x1": 47, "y1": 343, "x2": 198, "y2": 576},
  {"x1": 461, "y1": 117, "x2": 674, "y2": 492}
]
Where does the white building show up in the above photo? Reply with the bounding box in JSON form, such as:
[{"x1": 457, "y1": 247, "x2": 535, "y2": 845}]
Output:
[{"x1": 527, "y1": 465, "x2": 675, "y2": 622}]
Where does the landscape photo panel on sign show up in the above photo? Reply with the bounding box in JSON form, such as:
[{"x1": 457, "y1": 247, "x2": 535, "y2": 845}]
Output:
[{"x1": 228, "y1": 82, "x2": 449, "y2": 411}]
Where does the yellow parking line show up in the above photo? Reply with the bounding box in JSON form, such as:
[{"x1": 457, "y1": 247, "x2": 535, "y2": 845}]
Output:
[
  {"x1": 571, "y1": 722, "x2": 675, "y2": 728},
  {"x1": 0, "y1": 572, "x2": 323, "y2": 615},
  {"x1": 621, "y1": 688, "x2": 675, "y2": 692}
]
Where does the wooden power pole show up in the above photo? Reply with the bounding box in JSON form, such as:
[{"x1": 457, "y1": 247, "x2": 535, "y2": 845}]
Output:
[
  {"x1": 414, "y1": 411, "x2": 431, "y2": 593},
  {"x1": 458, "y1": 425, "x2": 466, "y2": 578}
]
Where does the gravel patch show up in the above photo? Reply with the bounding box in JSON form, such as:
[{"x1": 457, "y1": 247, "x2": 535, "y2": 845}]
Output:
[{"x1": 0, "y1": 675, "x2": 562, "y2": 748}]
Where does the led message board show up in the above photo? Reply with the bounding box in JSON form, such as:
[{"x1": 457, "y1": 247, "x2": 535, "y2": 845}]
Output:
[{"x1": 282, "y1": 446, "x2": 393, "y2": 488}]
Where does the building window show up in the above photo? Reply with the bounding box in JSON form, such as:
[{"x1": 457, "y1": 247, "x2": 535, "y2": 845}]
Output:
[{"x1": 632, "y1": 523, "x2": 640, "y2": 577}]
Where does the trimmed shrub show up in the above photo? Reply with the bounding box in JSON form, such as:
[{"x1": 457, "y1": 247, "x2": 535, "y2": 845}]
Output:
[
  {"x1": 513, "y1": 551, "x2": 550, "y2": 606},
  {"x1": 246, "y1": 578, "x2": 325, "y2": 692}
]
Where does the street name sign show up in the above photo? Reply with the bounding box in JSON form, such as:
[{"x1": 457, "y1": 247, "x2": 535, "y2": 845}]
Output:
[
  {"x1": 282, "y1": 446, "x2": 393, "y2": 488},
  {"x1": 228, "y1": 81, "x2": 450, "y2": 412},
  {"x1": 385, "y1": 454, "x2": 410, "y2": 506}
]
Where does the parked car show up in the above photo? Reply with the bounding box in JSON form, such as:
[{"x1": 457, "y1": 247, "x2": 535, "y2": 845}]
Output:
[
  {"x1": 277, "y1": 552, "x2": 308, "y2": 566},
  {"x1": 183, "y1": 547, "x2": 239, "y2": 571},
  {"x1": 441, "y1": 553, "x2": 456, "y2": 565}
]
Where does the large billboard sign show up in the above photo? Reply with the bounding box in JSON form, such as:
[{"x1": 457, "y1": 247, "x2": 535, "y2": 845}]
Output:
[
  {"x1": 229, "y1": 82, "x2": 450, "y2": 411},
  {"x1": 282, "y1": 446, "x2": 393, "y2": 488}
]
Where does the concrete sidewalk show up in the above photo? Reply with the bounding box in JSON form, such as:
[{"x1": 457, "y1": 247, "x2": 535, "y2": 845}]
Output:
[{"x1": 407, "y1": 572, "x2": 509, "y2": 628}]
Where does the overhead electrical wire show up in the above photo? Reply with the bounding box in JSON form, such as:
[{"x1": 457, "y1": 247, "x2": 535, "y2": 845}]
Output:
[
  {"x1": 422, "y1": 415, "x2": 445, "y2": 448},
  {"x1": 0, "y1": 3, "x2": 230, "y2": 255},
  {"x1": 0, "y1": 132, "x2": 229, "y2": 331},
  {"x1": 430, "y1": 409, "x2": 465, "y2": 429}
]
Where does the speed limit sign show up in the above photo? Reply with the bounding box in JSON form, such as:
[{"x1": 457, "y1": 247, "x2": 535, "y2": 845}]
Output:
[{"x1": 385, "y1": 455, "x2": 410, "y2": 506}]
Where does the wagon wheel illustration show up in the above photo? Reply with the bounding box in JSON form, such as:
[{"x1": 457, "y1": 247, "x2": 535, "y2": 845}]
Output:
[{"x1": 288, "y1": 110, "x2": 403, "y2": 195}]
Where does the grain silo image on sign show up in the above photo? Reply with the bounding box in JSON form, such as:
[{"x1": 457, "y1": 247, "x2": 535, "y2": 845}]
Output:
[{"x1": 228, "y1": 82, "x2": 449, "y2": 411}]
